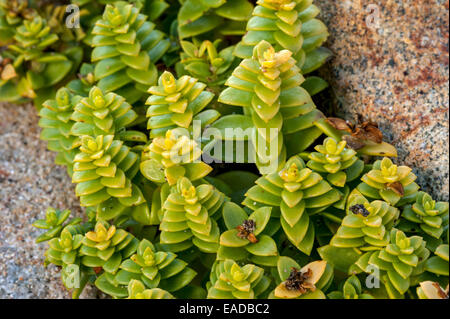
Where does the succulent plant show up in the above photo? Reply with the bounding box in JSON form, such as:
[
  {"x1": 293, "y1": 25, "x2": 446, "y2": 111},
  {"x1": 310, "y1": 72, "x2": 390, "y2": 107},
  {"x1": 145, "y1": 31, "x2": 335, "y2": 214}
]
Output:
[
  {"x1": 95, "y1": 238, "x2": 196, "y2": 297},
  {"x1": 33, "y1": 207, "x2": 82, "y2": 243},
  {"x1": 425, "y1": 244, "x2": 449, "y2": 277},
  {"x1": 67, "y1": 63, "x2": 97, "y2": 96},
  {"x1": 140, "y1": 129, "x2": 212, "y2": 186},
  {"x1": 41, "y1": 2, "x2": 86, "y2": 43},
  {"x1": 0, "y1": 0, "x2": 36, "y2": 45},
  {"x1": 127, "y1": 279, "x2": 175, "y2": 299},
  {"x1": 72, "y1": 134, "x2": 151, "y2": 224},
  {"x1": 139, "y1": 128, "x2": 219, "y2": 228},
  {"x1": 402, "y1": 191, "x2": 449, "y2": 239},
  {"x1": 316, "y1": 116, "x2": 399, "y2": 158},
  {"x1": 71, "y1": 86, "x2": 139, "y2": 138},
  {"x1": 43, "y1": 222, "x2": 94, "y2": 297},
  {"x1": 45, "y1": 225, "x2": 84, "y2": 267},
  {"x1": 207, "y1": 259, "x2": 271, "y2": 299},
  {"x1": 330, "y1": 194, "x2": 400, "y2": 251},
  {"x1": 146, "y1": 71, "x2": 219, "y2": 138},
  {"x1": 307, "y1": 137, "x2": 364, "y2": 188},
  {"x1": 218, "y1": 41, "x2": 325, "y2": 173},
  {"x1": 22, "y1": 0, "x2": 449, "y2": 301},
  {"x1": 159, "y1": 177, "x2": 226, "y2": 253},
  {"x1": 357, "y1": 157, "x2": 419, "y2": 207},
  {"x1": 73, "y1": 134, "x2": 135, "y2": 206},
  {"x1": 234, "y1": 0, "x2": 331, "y2": 74},
  {"x1": 177, "y1": 0, "x2": 254, "y2": 39},
  {"x1": 80, "y1": 221, "x2": 139, "y2": 275},
  {"x1": 270, "y1": 257, "x2": 330, "y2": 299},
  {"x1": 38, "y1": 88, "x2": 80, "y2": 175},
  {"x1": 327, "y1": 275, "x2": 374, "y2": 299},
  {"x1": 72, "y1": 0, "x2": 168, "y2": 40},
  {"x1": 1, "y1": 15, "x2": 82, "y2": 102},
  {"x1": 353, "y1": 228, "x2": 430, "y2": 299},
  {"x1": 218, "y1": 202, "x2": 278, "y2": 266},
  {"x1": 417, "y1": 281, "x2": 448, "y2": 299},
  {"x1": 176, "y1": 39, "x2": 238, "y2": 95},
  {"x1": 243, "y1": 155, "x2": 341, "y2": 254},
  {"x1": 90, "y1": 1, "x2": 170, "y2": 103}
]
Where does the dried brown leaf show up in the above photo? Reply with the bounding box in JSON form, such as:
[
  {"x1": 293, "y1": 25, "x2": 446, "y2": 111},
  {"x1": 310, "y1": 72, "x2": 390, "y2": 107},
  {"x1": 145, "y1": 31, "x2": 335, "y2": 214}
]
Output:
[
  {"x1": 343, "y1": 135, "x2": 366, "y2": 150},
  {"x1": 386, "y1": 181, "x2": 404, "y2": 196},
  {"x1": 326, "y1": 117, "x2": 353, "y2": 133},
  {"x1": 357, "y1": 121, "x2": 383, "y2": 143}
]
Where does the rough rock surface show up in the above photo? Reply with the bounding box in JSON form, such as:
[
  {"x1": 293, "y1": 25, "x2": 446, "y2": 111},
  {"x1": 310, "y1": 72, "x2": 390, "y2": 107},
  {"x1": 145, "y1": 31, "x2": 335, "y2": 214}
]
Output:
[
  {"x1": 0, "y1": 102, "x2": 101, "y2": 299},
  {"x1": 315, "y1": 0, "x2": 449, "y2": 200},
  {"x1": 0, "y1": 1, "x2": 448, "y2": 299}
]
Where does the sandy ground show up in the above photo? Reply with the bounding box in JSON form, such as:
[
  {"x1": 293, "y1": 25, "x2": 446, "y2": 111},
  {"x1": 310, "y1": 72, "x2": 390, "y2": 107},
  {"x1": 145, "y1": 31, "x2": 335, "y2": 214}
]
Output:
[{"x1": 0, "y1": 102, "x2": 100, "y2": 298}]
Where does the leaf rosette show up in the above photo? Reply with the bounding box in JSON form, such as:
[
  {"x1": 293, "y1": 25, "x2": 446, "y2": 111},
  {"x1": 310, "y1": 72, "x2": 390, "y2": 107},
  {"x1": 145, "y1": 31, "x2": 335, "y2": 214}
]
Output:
[
  {"x1": 95, "y1": 238, "x2": 196, "y2": 298},
  {"x1": 243, "y1": 155, "x2": 341, "y2": 254},
  {"x1": 218, "y1": 202, "x2": 278, "y2": 266},
  {"x1": 91, "y1": 1, "x2": 170, "y2": 103},
  {"x1": 357, "y1": 157, "x2": 419, "y2": 207},
  {"x1": 207, "y1": 259, "x2": 271, "y2": 299},
  {"x1": 401, "y1": 191, "x2": 449, "y2": 239},
  {"x1": 352, "y1": 228, "x2": 430, "y2": 299}
]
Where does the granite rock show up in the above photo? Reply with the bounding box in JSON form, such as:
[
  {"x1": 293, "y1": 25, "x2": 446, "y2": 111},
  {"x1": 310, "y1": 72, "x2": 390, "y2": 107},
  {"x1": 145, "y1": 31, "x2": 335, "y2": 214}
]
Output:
[{"x1": 315, "y1": 0, "x2": 449, "y2": 201}]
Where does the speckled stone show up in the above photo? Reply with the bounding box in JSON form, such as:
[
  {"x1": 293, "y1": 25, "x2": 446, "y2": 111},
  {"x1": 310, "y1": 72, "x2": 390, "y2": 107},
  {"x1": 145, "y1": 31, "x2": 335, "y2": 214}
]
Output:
[
  {"x1": 315, "y1": 0, "x2": 449, "y2": 201},
  {"x1": 0, "y1": 102, "x2": 102, "y2": 299}
]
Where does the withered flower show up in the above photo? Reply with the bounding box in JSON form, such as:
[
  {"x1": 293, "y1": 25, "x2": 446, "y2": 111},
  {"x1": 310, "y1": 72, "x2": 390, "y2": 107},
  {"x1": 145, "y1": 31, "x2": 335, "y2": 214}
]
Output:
[
  {"x1": 236, "y1": 219, "x2": 258, "y2": 243},
  {"x1": 284, "y1": 268, "x2": 315, "y2": 293},
  {"x1": 274, "y1": 261, "x2": 327, "y2": 299},
  {"x1": 349, "y1": 204, "x2": 370, "y2": 217}
]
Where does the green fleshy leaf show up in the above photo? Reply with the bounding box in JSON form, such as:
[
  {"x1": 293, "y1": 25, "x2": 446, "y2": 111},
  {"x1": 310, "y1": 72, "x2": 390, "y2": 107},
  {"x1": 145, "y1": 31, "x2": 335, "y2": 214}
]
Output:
[
  {"x1": 245, "y1": 235, "x2": 278, "y2": 257},
  {"x1": 223, "y1": 202, "x2": 248, "y2": 230},
  {"x1": 220, "y1": 229, "x2": 249, "y2": 247}
]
